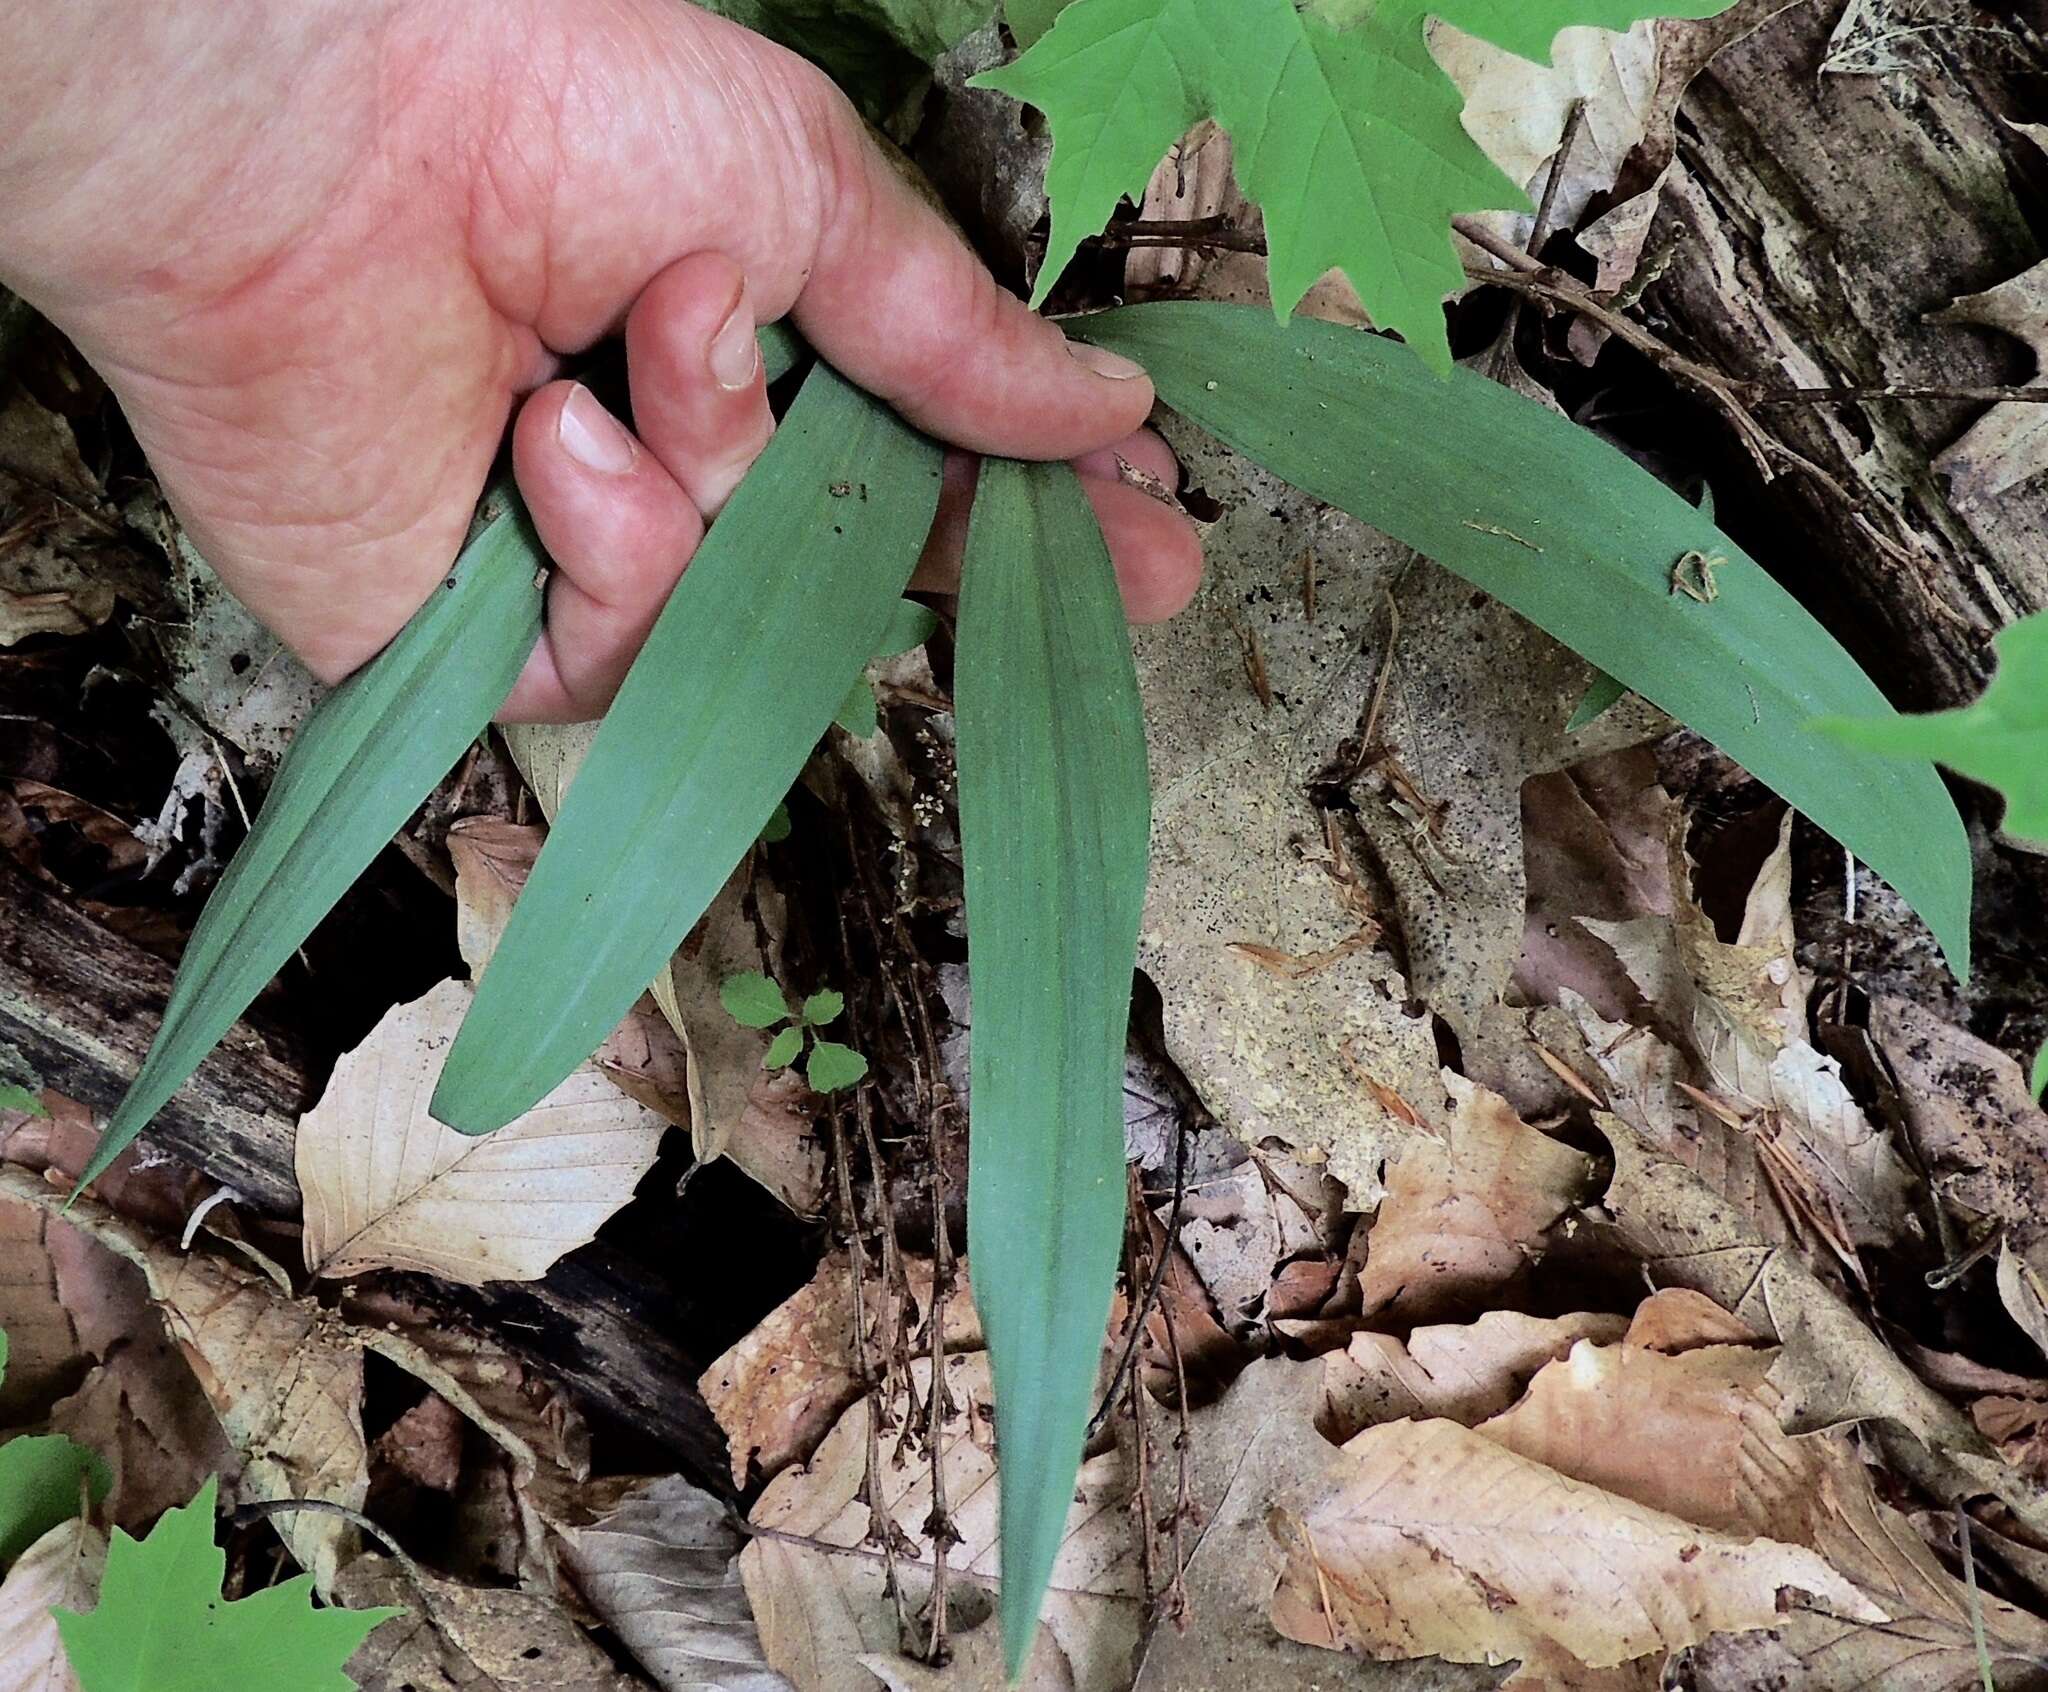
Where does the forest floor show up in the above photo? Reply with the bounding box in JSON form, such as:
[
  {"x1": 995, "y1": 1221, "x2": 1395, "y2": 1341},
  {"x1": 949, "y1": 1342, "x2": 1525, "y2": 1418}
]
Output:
[{"x1": 4, "y1": 3, "x2": 2048, "y2": 1690}]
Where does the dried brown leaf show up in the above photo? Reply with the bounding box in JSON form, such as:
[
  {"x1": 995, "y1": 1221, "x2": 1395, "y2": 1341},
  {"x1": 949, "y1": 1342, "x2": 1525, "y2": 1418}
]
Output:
[
  {"x1": 1320, "y1": 1309, "x2": 1629, "y2": 1441},
  {"x1": 1359, "y1": 1074, "x2": 1592, "y2": 1323},
  {"x1": 1476, "y1": 1337, "x2": 1824, "y2": 1541},
  {"x1": 1268, "y1": 1417, "x2": 1878, "y2": 1672},
  {"x1": 0, "y1": 1167, "x2": 370, "y2": 1592},
  {"x1": 700, "y1": 1252, "x2": 981, "y2": 1489},
  {"x1": 338, "y1": 1555, "x2": 639, "y2": 1692}
]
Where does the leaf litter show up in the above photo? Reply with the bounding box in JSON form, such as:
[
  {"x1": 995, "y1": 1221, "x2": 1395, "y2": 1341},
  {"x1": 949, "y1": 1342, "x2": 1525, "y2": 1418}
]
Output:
[{"x1": 7, "y1": 7, "x2": 2048, "y2": 1692}]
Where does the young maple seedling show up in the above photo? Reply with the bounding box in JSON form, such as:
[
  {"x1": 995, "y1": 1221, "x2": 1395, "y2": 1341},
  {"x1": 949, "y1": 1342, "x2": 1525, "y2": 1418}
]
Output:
[{"x1": 720, "y1": 972, "x2": 869, "y2": 1094}]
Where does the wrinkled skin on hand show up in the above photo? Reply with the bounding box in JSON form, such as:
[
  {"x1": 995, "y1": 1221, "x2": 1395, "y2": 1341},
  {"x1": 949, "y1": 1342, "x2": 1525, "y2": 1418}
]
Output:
[{"x1": 0, "y1": 0, "x2": 1201, "y2": 718}]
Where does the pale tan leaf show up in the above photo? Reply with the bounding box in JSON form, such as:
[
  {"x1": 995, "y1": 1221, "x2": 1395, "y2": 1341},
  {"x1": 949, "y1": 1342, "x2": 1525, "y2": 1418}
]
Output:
[
  {"x1": 1433, "y1": 18, "x2": 1659, "y2": 237},
  {"x1": 0, "y1": 1516, "x2": 104, "y2": 1692},
  {"x1": 739, "y1": 1353, "x2": 1139, "y2": 1692},
  {"x1": 338, "y1": 1555, "x2": 639, "y2": 1692},
  {"x1": 1359, "y1": 1074, "x2": 1592, "y2": 1323},
  {"x1": 699, "y1": 1252, "x2": 979, "y2": 1489},
  {"x1": 1593, "y1": 1123, "x2": 2048, "y2": 1542},
  {"x1": 559, "y1": 1472, "x2": 790, "y2": 1692},
  {"x1": 1130, "y1": 1359, "x2": 1509, "y2": 1692},
  {"x1": 1268, "y1": 1418, "x2": 1879, "y2": 1671},
  {"x1": 654, "y1": 875, "x2": 785, "y2": 1167},
  {"x1": 1320, "y1": 1310, "x2": 1629, "y2": 1441},
  {"x1": 296, "y1": 980, "x2": 667, "y2": 1284}
]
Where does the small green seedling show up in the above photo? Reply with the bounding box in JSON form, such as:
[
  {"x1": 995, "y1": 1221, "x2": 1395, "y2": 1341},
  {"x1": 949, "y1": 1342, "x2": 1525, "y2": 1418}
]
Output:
[
  {"x1": 0, "y1": 1082, "x2": 46, "y2": 1117},
  {"x1": 720, "y1": 972, "x2": 869, "y2": 1093}
]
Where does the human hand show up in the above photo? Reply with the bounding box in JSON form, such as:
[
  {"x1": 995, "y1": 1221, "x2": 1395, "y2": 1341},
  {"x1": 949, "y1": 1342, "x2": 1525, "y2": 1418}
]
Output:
[{"x1": 0, "y1": 0, "x2": 1202, "y2": 720}]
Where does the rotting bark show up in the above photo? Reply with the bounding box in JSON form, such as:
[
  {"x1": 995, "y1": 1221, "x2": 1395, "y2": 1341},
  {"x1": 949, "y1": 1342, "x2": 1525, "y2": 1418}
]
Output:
[
  {"x1": 0, "y1": 858, "x2": 730, "y2": 1483},
  {"x1": 1644, "y1": 0, "x2": 2048, "y2": 708}
]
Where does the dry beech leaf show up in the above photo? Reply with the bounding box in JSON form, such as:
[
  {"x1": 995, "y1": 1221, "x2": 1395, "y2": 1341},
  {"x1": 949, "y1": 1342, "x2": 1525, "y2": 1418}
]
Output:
[
  {"x1": 1320, "y1": 1309, "x2": 1629, "y2": 1441},
  {"x1": 1620, "y1": 1286, "x2": 1764, "y2": 1353},
  {"x1": 1685, "y1": 1453, "x2": 2048, "y2": 1690},
  {"x1": 558, "y1": 1472, "x2": 790, "y2": 1692},
  {"x1": 699, "y1": 1251, "x2": 980, "y2": 1488},
  {"x1": 338, "y1": 1554, "x2": 638, "y2": 1692},
  {"x1": 1129, "y1": 1358, "x2": 1503, "y2": 1692},
  {"x1": 1434, "y1": 17, "x2": 1660, "y2": 240},
  {"x1": 739, "y1": 1352, "x2": 1139, "y2": 1692},
  {"x1": 296, "y1": 979, "x2": 667, "y2": 1285},
  {"x1": 1593, "y1": 1123, "x2": 2048, "y2": 1542},
  {"x1": 1359, "y1": 1073, "x2": 1593, "y2": 1323},
  {"x1": 0, "y1": 1515, "x2": 105, "y2": 1692},
  {"x1": 0, "y1": 1166, "x2": 369, "y2": 1593},
  {"x1": 1268, "y1": 1417, "x2": 1879, "y2": 1673},
  {"x1": 447, "y1": 815, "x2": 541, "y2": 979},
  {"x1": 1476, "y1": 1338, "x2": 1825, "y2": 1542},
  {"x1": 0, "y1": 1198, "x2": 86, "y2": 1421}
]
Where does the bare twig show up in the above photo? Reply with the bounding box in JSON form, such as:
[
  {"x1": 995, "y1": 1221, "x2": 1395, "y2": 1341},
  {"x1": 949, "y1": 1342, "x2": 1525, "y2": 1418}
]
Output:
[{"x1": 1089, "y1": 1112, "x2": 1192, "y2": 1437}]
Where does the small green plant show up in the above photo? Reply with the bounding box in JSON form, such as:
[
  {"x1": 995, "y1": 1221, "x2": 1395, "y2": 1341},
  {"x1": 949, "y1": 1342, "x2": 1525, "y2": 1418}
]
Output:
[
  {"x1": 55, "y1": 1477, "x2": 397, "y2": 1692},
  {"x1": 720, "y1": 972, "x2": 870, "y2": 1093}
]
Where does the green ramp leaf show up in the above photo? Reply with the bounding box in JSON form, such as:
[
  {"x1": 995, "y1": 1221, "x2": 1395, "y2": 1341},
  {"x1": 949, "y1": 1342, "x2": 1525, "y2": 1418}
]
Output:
[
  {"x1": 55, "y1": 1477, "x2": 398, "y2": 1692},
  {"x1": 955, "y1": 459, "x2": 1150, "y2": 1674},
  {"x1": 976, "y1": 0, "x2": 1735, "y2": 369},
  {"x1": 1818, "y1": 609, "x2": 2048, "y2": 848},
  {"x1": 433, "y1": 362, "x2": 944, "y2": 1132},
  {"x1": 1072, "y1": 301, "x2": 1971, "y2": 974},
  {"x1": 74, "y1": 488, "x2": 545, "y2": 1193}
]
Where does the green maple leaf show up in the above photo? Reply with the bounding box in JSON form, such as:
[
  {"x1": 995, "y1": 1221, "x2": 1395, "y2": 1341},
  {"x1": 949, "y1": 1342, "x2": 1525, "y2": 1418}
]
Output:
[
  {"x1": 54, "y1": 1478, "x2": 399, "y2": 1692},
  {"x1": 975, "y1": 0, "x2": 1736, "y2": 369},
  {"x1": 1820, "y1": 610, "x2": 2048, "y2": 848}
]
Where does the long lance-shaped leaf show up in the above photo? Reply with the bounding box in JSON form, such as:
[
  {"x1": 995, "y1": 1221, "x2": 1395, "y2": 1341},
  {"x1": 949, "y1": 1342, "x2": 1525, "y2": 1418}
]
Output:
[
  {"x1": 75, "y1": 486, "x2": 546, "y2": 1191},
  {"x1": 1073, "y1": 301, "x2": 1973, "y2": 977},
  {"x1": 432, "y1": 361, "x2": 944, "y2": 1131},
  {"x1": 955, "y1": 459, "x2": 1151, "y2": 1675}
]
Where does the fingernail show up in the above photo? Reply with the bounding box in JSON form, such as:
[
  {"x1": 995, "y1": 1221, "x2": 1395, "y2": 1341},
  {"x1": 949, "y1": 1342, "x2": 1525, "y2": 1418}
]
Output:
[
  {"x1": 557, "y1": 384, "x2": 636, "y2": 474},
  {"x1": 709, "y1": 295, "x2": 760, "y2": 391},
  {"x1": 1068, "y1": 341, "x2": 1146, "y2": 381}
]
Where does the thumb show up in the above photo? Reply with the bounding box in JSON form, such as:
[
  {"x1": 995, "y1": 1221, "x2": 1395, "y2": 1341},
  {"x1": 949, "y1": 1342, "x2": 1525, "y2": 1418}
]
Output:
[{"x1": 787, "y1": 103, "x2": 1155, "y2": 461}]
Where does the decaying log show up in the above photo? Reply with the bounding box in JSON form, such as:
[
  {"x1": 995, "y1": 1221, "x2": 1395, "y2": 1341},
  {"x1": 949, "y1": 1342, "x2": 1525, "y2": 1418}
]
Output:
[
  {"x1": 1650, "y1": 1, "x2": 2048, "y2": 707},
  {"x1": 0, "y1": 859, "x2": 728, "y2": 1483}
]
